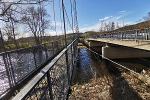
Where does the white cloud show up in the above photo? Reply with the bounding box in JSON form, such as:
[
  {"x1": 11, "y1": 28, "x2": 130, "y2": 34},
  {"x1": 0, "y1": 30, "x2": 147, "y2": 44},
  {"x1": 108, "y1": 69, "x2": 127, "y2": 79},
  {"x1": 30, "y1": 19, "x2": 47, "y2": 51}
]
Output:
[
  {"x1": 119, "y1": 10, "x2": 126, "y2": 13},
  {"x1": 79, "y1": 11, "x2": 135, "y2": 33},
  {"x1": 46, "y1": 29, "x2": 75, "y2": 36},
  {"x1": 79, "y1": 20, "x2": 134, "y2": 33},
  {"x1": 99, "y1": 16, "x2": 112, "y2": 21},
  {"x1": 84, "y1": 24, "x2": 88, "y2": 26},
  {"x1": 51, "y1": 21, "x2": 63, "y2": 26},
  {"x1": 79, "y1": 23, "x2": 101, "y2": 32},
  {"x1": 112, "y1": 16, "x2": 122, "y2": 20}
]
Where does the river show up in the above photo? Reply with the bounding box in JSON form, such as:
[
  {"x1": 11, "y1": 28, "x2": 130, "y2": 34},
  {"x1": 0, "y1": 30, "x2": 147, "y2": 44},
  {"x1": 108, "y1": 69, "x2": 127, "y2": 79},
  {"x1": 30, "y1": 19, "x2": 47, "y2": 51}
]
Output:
[
  {"x1": 72, "y1": 47, "x2": 150, "y2": 85},
  {"x1": 0, "y1": 50, "x2": 53, "y2": 95},
  {"x1": 70, "y1": 46, "x2": 150, "y2": 99}
]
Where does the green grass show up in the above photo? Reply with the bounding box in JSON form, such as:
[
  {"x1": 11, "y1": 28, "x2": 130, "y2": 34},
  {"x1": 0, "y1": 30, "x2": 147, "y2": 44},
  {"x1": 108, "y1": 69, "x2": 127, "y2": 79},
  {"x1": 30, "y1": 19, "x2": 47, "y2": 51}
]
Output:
[{"x1": 80, "y1": 33, "x2": 90, "y2": 38}]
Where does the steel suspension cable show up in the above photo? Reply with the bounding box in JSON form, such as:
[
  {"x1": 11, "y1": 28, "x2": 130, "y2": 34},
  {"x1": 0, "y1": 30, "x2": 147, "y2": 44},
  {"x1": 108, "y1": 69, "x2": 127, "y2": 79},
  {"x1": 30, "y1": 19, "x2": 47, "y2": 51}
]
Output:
[
  {"x1": 63, "y1": 6, "x2": 74, "y2": 33},
  {"x1": 59, "y1": 0, "x2": 63, "y2": 34},
  {"x1": 70, "y1": 0, "x2": 74, "y2": 33},
  {"x1": 61, "y1": 0, "x2": 67, "y2": 47},
  {"x1": 73, "y1": 0, "x2": 79, "y2": 33},
  {"x1": 52, "y1": 0, "x2": 57, "y2": 36}
]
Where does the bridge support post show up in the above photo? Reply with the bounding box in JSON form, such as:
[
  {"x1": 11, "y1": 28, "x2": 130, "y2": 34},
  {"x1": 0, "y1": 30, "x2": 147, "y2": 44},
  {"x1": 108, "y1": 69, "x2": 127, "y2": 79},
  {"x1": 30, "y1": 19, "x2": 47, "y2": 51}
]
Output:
[
  {"x1": 135, "y1": 30, "x2": 138, "y2": 41},
  {"x1": 88, "y1": 41, "x2": 105, "y2": 47},
  {"x1": 47, "y1": 72, "x2": 54, "y2": 100}
]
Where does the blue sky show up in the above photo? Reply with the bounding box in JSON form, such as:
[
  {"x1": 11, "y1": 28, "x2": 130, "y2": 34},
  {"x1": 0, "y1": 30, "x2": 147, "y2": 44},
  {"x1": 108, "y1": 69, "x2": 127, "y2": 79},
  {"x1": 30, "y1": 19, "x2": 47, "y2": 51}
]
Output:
[
  {"x1": 46, "y1": 0, "x2": 150, "y2": 34},
  {"x1": 1, "y1": 0, "x2": 150, "y2": 37},
  {"x1": 75, "y1": 0, "x2": 150, "y2": 32}
]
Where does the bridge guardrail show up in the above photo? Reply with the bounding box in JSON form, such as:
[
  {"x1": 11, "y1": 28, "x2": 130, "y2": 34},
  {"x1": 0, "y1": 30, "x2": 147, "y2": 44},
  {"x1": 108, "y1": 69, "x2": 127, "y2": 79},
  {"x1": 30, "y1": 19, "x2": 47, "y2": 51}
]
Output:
[
  {"x1": 0, "y1": 38, "x2": 75, "y2": 98},
  {"x1": 86, "y1": 28, "x2": 150, "y2": 41},
  {"x1": 12, "y1": 38, "x2": 78, "y2": 100}
]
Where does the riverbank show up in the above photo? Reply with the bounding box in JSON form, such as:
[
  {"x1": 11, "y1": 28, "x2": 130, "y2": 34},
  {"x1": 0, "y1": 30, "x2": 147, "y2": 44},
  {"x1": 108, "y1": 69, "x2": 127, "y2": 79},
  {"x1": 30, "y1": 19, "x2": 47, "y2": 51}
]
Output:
[
  {"x1": 69, "y1": 77, "x2": 112, "y2": 100},
  {"x1": 69, "y1": 69, "x2": 150, "y2": 100},
  {"x1": 69, "y1": 43, "x2": 150, "y2": 100}
]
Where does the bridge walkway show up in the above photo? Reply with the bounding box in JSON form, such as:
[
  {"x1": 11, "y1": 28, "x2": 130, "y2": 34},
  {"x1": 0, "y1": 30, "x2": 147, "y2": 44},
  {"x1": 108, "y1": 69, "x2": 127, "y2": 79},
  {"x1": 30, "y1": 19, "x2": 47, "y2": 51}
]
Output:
[{"x1": 0, "y1": 38, "x2": 78, "y2": 100}]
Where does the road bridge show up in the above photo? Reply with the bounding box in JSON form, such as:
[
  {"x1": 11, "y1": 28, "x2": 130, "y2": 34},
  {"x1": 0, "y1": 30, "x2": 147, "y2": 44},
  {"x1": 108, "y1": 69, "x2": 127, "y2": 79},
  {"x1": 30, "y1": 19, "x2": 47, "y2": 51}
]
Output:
[{"x1": 86, "y1": 28, "x2": 150, "y2": 59}]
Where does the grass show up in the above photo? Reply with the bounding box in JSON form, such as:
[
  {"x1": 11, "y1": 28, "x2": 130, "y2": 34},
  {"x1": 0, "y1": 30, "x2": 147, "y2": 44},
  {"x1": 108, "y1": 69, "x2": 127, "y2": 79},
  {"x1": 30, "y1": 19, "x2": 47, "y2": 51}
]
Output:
[
  {"x1": 80, "y1": 33, "x2": 90, "y2": 38},
  {"x1": 5, "y1": 42, "x2": 30, "y2": 50}
]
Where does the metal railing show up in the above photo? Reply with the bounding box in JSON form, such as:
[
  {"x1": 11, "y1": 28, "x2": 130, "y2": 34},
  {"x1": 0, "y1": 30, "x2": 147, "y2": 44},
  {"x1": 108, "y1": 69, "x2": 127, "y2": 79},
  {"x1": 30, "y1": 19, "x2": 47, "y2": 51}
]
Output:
[
  {"x1": 0, "y1": 38, "x2": 75, "y2": 98},
  {"x1": 12, "y1": 38, "x2": 78, "y2": 100},
  {"x1": 87, "y1": 28, "x2": 150, "y2": 41}
]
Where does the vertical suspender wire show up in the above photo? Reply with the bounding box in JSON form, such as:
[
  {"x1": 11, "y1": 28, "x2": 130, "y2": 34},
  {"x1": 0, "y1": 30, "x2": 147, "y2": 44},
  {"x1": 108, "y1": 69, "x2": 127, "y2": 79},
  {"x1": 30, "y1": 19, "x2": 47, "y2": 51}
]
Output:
[
  {"x1": 59, "y1": 0, "x2": 63, "y2": 35},
  {"x1": 62, "y1": 0, "x2": 67, "y2": 47},
  {"x1": 70, "y1": 0, "x2": 74, "y2": 34},
  {"x1": 39, "y1": 2, "x2": 42, "y2": 43},
  {"x1": 73, "y1": 0, "x2": 76, "y2": 34},
  {"x1": 63, "y1": 6, "x2": 74, "y2": 35},
  {"x1": 52, "y1": 0, "x2": 57, "y2": 37},
  {"x1": 62, "y1": 1, "x2": 70, "y2": 99},
  {"x1": 73, "y1": 0, "x2": 79, "y2": 35},
  {"x1": 75, "y1": 0, "x2": 79, "y2": 33},
  {"x1": 73, "y1": 0, "x2": 77, "y2": 36}
]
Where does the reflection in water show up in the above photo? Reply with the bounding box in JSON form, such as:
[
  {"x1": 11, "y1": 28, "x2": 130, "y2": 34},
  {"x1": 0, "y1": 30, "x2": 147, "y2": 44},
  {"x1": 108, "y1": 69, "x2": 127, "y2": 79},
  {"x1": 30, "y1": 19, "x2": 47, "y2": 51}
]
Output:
[
  {"x1": 0, "y1": 50, "x2": 53, "y2": 94},
  {"x1": 72, "y1": 48, "x2": 92, "y2": 84},
  {"x1": 72, "y1": 47, "x2": 150, "y2": 85},
  {"x1": 72, "y1": 48, "x2": 109, "y2": 85}
]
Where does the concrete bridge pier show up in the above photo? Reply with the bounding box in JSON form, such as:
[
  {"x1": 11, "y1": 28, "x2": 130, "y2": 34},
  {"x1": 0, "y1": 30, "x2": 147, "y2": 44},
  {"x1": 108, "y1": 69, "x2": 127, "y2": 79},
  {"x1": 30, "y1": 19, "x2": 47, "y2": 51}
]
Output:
[
  {"x1": 88, "y1": 41, "x2": 105, "y2": 47},
  {"x1": 102, "y1": 46, "x2": 150, "y2": 59}
]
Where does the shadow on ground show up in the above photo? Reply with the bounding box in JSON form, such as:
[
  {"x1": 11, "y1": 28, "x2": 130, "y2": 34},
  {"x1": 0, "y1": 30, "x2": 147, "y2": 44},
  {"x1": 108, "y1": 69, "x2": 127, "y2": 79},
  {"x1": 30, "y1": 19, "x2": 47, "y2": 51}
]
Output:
[{"x1": 105, "y1": 60, "x2": 143, "y2": 100}]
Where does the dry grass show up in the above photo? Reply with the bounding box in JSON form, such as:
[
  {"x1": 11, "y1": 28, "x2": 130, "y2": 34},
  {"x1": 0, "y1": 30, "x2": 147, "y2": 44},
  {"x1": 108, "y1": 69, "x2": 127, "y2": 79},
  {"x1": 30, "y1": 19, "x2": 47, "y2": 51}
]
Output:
[
  {"x1": 69, "y1": 69, "x2": 150, "y2": 100},
  {"x1": 69, "y1": 77, "x2": 113, "y2": 100},
  {"x1": 122, "y1": 71, "x2": 150, "y2": 100}
]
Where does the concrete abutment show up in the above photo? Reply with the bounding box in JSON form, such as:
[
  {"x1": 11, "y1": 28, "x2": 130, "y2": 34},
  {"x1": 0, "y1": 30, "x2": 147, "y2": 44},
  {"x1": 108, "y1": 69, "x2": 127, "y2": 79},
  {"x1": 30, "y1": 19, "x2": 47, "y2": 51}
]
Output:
[
  {"x1": 87, "y1": 40, "x2": 150, "y2": 59},
  {"x1": 102, "y1": 46, "x2": 150, "y2": 59}
]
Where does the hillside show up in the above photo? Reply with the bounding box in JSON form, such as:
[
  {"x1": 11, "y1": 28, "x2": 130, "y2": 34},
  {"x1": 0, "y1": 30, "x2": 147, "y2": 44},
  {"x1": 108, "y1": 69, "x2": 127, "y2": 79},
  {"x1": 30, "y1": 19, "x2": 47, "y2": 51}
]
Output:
[
  {"x1": 81, "y1": 20, "x2": 150, "y2": 38},
  {"x1": 114, "y1": 20, "x2": 150, "y2": 32}
]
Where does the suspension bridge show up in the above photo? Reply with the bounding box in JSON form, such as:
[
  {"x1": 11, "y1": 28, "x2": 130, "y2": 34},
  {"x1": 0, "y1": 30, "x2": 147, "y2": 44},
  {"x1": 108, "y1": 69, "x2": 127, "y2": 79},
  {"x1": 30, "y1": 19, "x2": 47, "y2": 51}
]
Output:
[
  {"x1": 0, "y1": 0, "x2": 79, "y2": 99},
  {"x1": 1, "y1": 29, "x2": 149, "y2": 99},
  {"x1": 0, "y1": 0, "x2": 150, "y2": 100}
]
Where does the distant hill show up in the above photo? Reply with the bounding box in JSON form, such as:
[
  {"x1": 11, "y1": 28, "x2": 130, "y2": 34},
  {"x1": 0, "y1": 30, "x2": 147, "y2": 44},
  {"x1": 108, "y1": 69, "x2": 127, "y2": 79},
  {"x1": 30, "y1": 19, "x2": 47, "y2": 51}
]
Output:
[
  {"x1": 113, "y1": 20, "x2": 150, "y2": 32},
  {"x1": 81, "y1": 20, "x2": 150, "y2": 38}
]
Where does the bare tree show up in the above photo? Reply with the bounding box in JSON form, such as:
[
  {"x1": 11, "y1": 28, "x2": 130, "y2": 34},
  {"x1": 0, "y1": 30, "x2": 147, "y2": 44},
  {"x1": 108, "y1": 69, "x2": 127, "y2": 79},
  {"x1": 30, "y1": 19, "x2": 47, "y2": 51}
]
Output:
[
  {"x1": 111, "y1": 22, "x2": 115, "y2": 31},
  {"x1": 0, "y1": 0, "x2": 49, "y2": 22},
  {"x1": 21, "y1": 6, "x2": 50, "y2": 45},
  {"x1": 99, "y1": 20, "x2": 104, "y2": 32},
  {"x1": 143, "y1": 12, "x2": 150, "y2": 21},
  {"x1": 2, "y1": 4, "x2": 21, "y2": 49},
  {"x1": 3, "y1": 20, "x2": 20, "y2": 49},
  {"x1": 116, "y1": 22, "x2": 120, "y2": 29}
]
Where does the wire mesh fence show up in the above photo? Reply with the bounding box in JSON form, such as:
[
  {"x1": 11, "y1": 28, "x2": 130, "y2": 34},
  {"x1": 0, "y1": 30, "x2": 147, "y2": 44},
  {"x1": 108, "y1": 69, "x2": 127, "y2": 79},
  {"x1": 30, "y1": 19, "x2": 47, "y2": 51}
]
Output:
[
  {"x1": 87, "y1": 28, "x2": 150, "y2": 41},
  {"x1": 12, "y1": 38, "x2": 78, "y2": 100},
  {"x1": 0, "y1": 37, "x2": 76, "y2": 98}
]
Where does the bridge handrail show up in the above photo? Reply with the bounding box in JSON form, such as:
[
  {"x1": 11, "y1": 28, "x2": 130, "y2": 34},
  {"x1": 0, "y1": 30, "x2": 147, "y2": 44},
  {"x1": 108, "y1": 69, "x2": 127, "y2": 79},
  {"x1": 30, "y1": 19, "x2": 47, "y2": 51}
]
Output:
[
  {"x1": 0, "y1": 37, "x2": 76, "y2": 98},
  {"x1": 86, "y1": 28, "x2": 150, "y2": 41},
  {"x1": 0, "y1": 38, "x2": 72, "y2": 54},
  {"x1": 12, "y1": 38, "x2": 78, "y2": 100}
]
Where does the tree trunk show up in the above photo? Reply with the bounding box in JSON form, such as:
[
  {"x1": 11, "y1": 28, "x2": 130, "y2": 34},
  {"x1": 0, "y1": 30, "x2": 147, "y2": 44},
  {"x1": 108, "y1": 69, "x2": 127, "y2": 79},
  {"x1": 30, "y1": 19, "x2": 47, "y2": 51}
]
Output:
[{"x1": 34, "y1": 33, "x2": 40, "y2": 45}]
